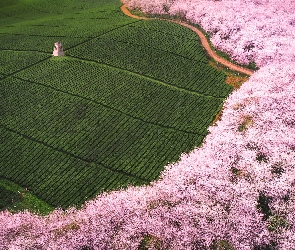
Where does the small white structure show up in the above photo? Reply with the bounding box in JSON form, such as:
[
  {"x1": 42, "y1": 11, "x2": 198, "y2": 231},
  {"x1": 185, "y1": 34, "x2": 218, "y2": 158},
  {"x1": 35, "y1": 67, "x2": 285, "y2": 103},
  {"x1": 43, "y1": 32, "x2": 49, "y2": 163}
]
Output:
[{"x1": 53, "y1": 42, "x2": 64, "y2": 56}]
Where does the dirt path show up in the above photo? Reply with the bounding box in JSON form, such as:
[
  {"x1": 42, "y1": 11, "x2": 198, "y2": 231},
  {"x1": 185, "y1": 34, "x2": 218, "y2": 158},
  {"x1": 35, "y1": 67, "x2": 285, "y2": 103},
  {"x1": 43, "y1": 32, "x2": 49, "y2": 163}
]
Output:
[{"x1": 121, "y1": 4, "x2": 254, "y2": 76}]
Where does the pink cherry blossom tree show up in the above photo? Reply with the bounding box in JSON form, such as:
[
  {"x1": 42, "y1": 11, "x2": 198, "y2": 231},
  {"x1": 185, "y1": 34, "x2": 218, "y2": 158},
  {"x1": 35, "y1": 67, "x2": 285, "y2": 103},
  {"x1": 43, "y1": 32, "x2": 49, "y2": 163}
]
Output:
[{"x1": 1, "y1": 0, "x2": 295, "y2": 249}]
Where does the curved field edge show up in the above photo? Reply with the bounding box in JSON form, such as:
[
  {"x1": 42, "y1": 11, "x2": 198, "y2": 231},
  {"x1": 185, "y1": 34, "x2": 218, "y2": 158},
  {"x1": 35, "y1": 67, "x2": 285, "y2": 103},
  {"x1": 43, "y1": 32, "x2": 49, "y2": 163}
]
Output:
[
  {"x1": 1, "y1": 1, "x2": 295, "y2": 249},
  {"x1": 0, "y1": 177, "x2": 54, "y2": 215},
  {"x1": 0, "y1": 0, "x2": 232, "y2": 212},
  {"x1": 121, "y1": 4, "x2": 257, "y2": 75},
  {"x1": 120, "y1": 3, "x2": 251, "y2": 123}
]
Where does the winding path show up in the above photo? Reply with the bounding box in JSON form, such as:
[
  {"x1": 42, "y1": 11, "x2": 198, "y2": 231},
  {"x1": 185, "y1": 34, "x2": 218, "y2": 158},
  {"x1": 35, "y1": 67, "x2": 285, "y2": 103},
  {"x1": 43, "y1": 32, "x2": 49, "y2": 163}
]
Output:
[{"x1": 121, "y1": 4, "x2": 254, "y2": 76}]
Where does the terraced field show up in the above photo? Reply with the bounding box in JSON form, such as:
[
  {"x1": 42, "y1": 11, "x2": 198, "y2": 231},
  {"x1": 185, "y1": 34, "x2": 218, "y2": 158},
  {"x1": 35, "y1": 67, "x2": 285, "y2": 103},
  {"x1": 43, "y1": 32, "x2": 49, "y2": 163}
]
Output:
[{"x1": 0, "y1": 0, "x2": 233, "y2": 211}]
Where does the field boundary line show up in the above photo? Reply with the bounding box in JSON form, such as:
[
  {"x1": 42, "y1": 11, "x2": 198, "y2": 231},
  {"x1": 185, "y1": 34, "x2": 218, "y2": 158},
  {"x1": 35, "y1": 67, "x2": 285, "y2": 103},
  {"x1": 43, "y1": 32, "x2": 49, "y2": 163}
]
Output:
[
  {"x1": 12, "y1": 76, "x2": 204, "y2": 136},
  {"x1": 0, "y1": 32, "x2": 92, "y2": 39},
  {"x1": 98, "y1": 38, "x2": 208, "y2": 64},
  {"x1": 121, "y1": 4, "x2": 254, "y2": 76},
  {"x1": 0, "y1": 48, "x2": 51, "y2": 54},
  {"x1": 0, "y1": 56, "x2": 52, "y2": 81},
  {"x1": 65, "y1": 20, "x2": 142, "y2": 51},
  {"x1": 0, "y1": 124, "x2": 150, "y2": 183},
  {"x1": 67, "y1": 55, "x2": 226, "y2": 99}
]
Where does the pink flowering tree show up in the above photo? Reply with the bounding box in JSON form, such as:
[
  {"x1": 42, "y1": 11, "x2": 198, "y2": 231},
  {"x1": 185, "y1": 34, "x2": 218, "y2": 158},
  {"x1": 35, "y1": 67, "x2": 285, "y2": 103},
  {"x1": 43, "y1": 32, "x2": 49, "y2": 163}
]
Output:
[
  {"x1": 2, "y1": 63, "x2": 295, "y2": 248},
  {"x1": 1, "y1": 0, "x2": 295, "y2": 249},
  {"x1": 123, "y1": 0, "x2": 295, "y2": 67}
]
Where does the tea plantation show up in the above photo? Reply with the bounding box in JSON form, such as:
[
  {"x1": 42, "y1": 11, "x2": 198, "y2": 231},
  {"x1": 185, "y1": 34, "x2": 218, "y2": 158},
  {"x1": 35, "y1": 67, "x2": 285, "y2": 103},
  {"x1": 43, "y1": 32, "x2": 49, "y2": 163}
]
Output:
[{"x1": 0, "y1": 0, "x2": 233, "y2": 212}]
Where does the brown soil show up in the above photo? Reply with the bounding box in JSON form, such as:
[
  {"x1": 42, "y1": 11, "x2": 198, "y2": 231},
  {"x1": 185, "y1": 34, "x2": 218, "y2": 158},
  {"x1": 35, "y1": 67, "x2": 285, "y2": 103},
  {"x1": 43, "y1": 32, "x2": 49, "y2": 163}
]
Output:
[
  {"x1": 212, "y1": 109, "x2": 224, "y2": 125},
  {"x1": 121, "y1": 5, "x2": 148, "y2": 20},
  {"x1": 121, "y1": 4, "x2": 255, "y2": 76},
  {"x1": 225, "y1": 76, "x2": 249, "y2": 90},
  {"x1": 121, "y1": 4, "x2": 254, "y2": 125},
  {"x1": 209, "y1": 61, "x2": 249, "y2": 90}
]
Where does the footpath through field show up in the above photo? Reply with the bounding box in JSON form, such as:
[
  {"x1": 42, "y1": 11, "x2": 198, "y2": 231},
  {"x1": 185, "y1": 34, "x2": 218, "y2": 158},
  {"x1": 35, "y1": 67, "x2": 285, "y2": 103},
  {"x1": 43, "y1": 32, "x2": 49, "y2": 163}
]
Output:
[{"x1": 121, "y1": 4, "x2": 254, "y2": 76}]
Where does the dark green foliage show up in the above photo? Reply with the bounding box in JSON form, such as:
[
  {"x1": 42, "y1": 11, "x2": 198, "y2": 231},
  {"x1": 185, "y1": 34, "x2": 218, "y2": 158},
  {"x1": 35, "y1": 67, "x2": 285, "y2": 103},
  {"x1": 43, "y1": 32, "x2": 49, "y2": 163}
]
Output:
[
  {"x1": 0, "y1": 178, "x2": 53, "y2": 215},
  {"x1": 0, "y1": 51, "x2": 50, "y2": 76},
  {"x1": 66, "y1": 21, "x2": 231, "y2": 98},
  {"x1": 256, "y1": 152, "x2": 269, "y2": 163},
  {"x1": 0, "y1": 75, "x2": 211, "y2": 208},
  {"x1": 0, "y1": 186, "x2": 23, "y2": 210},
  {"x1": 0, "y1": 0, "x2": 133, "y2": 37},
  {"x1": 0, "y1": 0, "x2": 233, "y2": 210},
  {"x1": 270, "y1": 163, "x2": 285, "y2": 177},
  {"x1": 268, "y1": 215, "x2": 288, "y2": 232},
  {"x1": 0, "y1": 34, "x2": 85, "y2": 53},
  {"x1": 102, "y1": 20, "x2": 206, "y2": 62},
  {"x1": 230, "y1": 167, "x2": 241, "y2": 175},
  {"x1": 282, "y1": 193, "x2": 290, "y2": 202},
  {"x1": 1, "y1": 125, "x2": 146, "y2": 209},
  {"x1": 247, "y1": 61, "x2": 259, "y2": 71},
  {"x1": 237, "y1": 116, "x2": 253, "y2": 132},
  {"x1": 257, "y1": 192, "x2": 272, "y2": 221},
  {"x1": 138, "y1": 234, "x2": 164, "y2": 250},
  {"x1": 229, "y1": 166, "x2": 242, "y2": 183},
  {"x1": 253, "y1": 241, "x2": 278, "y2": 250},
  {"x1": 210, "y1": 240, "x2": 235, "y2": 250},
  {"x1": 14, "y1": 59, "x2": 224, "y2": 133},
  {"x1": 238, "y1": 123, "x2": 246, "y2": 132}
]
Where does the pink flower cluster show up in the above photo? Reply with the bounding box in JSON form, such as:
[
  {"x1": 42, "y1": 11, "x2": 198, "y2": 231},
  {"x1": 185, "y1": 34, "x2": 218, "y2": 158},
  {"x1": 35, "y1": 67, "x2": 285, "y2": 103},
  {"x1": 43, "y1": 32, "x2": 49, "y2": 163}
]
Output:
[
  {"x1": 124, "y1": 0, "x2": 295, "y2": 67},
  {"x1": 2, "y1": 0, "x2": 295, "y2": 249}
]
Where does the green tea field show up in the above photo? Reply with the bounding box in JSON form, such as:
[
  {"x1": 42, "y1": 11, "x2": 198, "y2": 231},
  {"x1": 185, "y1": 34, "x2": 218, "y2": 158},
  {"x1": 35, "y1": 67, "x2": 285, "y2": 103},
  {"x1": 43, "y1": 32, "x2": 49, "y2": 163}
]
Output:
[{"x1": 0, "y1": 0, "x2": 233, "y2": 212}]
